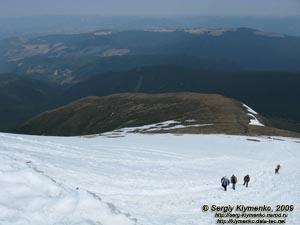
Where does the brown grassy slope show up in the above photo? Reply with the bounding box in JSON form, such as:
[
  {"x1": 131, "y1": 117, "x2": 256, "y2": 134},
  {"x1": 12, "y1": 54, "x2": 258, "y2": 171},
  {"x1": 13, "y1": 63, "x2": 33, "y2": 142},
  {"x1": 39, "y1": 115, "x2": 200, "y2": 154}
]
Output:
[{"x1": 17, "y1": 93, "x2": 300, "y2": 137}]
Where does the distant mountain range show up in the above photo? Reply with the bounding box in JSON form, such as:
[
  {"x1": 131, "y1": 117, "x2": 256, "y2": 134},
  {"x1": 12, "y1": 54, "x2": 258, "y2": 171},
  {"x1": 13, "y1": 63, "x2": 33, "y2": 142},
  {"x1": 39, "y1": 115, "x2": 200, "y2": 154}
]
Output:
[
  {"x1": 1, "y1": 28, "x2": 300, "y2": 85},
  {"x1": 0, "y1": 27, "x2": 300, "y2": 135},
  {"x1": 1, "y1": 15, "x2": 300, "y2": 38}
]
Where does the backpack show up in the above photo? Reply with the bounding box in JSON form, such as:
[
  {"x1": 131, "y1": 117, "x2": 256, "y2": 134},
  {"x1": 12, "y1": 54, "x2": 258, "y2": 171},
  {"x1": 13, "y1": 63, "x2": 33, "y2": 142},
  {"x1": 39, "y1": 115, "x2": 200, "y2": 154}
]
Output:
[
  {"x1": 222, "y1": 178, "x2": 229, "y2": 186},
  {"x1": 231, "y1": 175, "x2": 237, "y2": 183}
]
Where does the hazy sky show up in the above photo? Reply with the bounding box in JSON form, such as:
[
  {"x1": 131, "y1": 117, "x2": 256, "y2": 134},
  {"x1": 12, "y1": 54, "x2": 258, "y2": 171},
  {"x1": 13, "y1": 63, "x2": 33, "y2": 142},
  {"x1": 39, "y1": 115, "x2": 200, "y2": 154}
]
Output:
[{"x1": 1, "y1": 0, "x2": 300, "y2": 17}]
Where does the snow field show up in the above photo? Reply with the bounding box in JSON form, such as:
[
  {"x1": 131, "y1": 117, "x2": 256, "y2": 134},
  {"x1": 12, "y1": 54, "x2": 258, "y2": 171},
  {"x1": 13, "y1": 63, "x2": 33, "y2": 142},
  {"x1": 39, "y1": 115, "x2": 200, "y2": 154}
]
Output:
[
  {"x1": 0, "y1": 132, "x2": 299, "y2": 225},
  {"x1": 0, "y1": 150, "x2": 138, "y2": 225}
]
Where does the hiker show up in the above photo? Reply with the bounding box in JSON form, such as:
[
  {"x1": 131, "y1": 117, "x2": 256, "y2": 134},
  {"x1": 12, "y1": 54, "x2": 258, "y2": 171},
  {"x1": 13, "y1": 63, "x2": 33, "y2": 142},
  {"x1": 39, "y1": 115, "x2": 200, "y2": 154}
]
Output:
[
  {"x1": 231, "y1": 174, "x2": 237, "y2": 190},
  {"x1": 221, "y1": 176, "x2": 230, "y2": 191},
  {"x1": 243, "y1": 175, "x2": 250, "y2": 187},
  {"x1": 275, "y1": 164, "x2": 281, "y2": 174}
]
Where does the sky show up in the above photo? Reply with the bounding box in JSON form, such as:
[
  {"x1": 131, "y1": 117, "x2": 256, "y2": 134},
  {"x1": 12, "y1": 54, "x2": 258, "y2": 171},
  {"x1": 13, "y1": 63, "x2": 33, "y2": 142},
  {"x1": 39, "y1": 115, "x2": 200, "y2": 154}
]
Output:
[{"x1": 1, "y1": 0, "x2": 300, "y2": 17}]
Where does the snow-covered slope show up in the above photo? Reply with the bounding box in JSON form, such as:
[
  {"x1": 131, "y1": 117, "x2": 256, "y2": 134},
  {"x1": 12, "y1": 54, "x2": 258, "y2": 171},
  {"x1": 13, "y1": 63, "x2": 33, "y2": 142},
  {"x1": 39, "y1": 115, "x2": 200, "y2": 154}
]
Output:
[
  {"x1": 0, "y1": 153, "x2": 138, "y2": 225},
  {"x1": 0, "y1": 132, "x2": 299, "y2": 225}
]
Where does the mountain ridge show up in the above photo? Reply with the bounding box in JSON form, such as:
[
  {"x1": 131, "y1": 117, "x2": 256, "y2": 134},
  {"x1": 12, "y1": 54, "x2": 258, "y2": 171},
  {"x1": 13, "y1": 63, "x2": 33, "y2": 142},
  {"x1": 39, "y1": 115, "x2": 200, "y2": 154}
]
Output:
[
  {"x1": 17, "y1": 92, "x2": 300, "y2": 137},
  {"x1": 1, "y1": 27, "x2": 300, "y2": 84}
]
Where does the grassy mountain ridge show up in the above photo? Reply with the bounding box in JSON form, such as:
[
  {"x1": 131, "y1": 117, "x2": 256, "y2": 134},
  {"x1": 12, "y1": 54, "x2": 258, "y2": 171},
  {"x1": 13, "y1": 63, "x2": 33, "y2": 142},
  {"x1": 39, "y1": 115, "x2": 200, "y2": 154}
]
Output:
[{"x1": 17, "y1": 92, "x2": 300, "y2": 137}]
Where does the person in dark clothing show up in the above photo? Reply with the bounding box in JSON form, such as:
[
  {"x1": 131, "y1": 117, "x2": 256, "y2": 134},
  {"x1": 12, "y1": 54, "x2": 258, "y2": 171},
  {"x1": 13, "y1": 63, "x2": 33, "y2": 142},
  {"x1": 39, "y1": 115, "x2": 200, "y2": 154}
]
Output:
[
  {"x1": 275, "y1": 164, "x2": 281, "y2": 174},
  {"x1": 221, "y1": 176, "x2": 230, "y2": 191},
  {"x1": 243, "y1": 175, "x2": 250, "y2": 187},
  {"x1": 231, "y1": 175, "x2": 237, "y2": 190}
]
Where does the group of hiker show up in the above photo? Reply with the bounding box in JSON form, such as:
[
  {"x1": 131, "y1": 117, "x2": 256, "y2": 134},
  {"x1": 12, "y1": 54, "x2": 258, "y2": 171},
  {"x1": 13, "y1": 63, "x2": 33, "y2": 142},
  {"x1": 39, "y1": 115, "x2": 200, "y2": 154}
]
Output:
[
  {"x1": 221, "y1": 164, "x2": 281, "y2": 191},
  {"x1": 221, "y1": 175, "x2": 250, "y2": 191}
]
